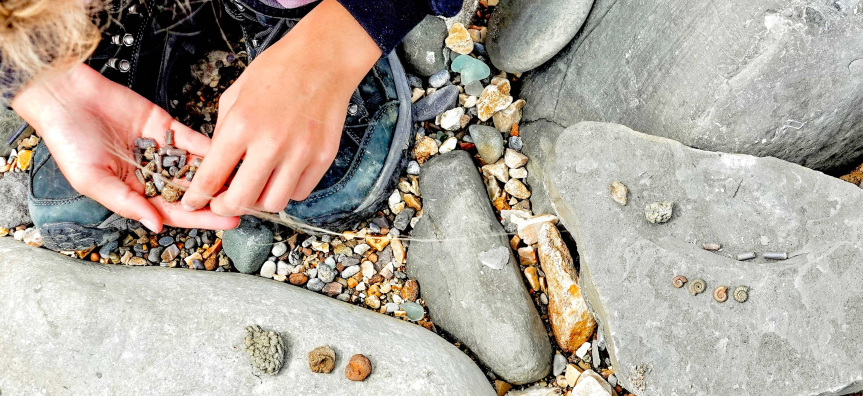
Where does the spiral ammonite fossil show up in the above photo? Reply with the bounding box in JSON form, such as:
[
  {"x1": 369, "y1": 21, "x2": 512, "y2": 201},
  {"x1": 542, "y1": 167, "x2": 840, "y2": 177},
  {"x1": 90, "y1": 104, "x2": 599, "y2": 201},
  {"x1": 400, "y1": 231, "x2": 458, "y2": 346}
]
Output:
[
  {"x1": 688, "y1": 278, "x2": 706, "y2": 296},
  {"x1": 713, "y1": 286, "x2": 728, "y2": 303},
  {"x1": 733, "y1": 286, "x2": 749, "y2": 303},
  {"x1": 672, "y1": 275, "x2": 688, "y2": 288}
]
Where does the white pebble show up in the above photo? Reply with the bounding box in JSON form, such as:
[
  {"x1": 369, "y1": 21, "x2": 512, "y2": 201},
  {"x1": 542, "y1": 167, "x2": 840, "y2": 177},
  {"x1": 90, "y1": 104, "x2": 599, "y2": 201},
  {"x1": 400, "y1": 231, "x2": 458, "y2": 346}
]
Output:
[
  {"x1": 259, "y1": 261, "x2": 276, "y2": 279},
  {"x1": 361, "y1": 261, "x2": 376, "y2": 278},
  {"x1": 575, "y1": 342, "x2": 591, "y2": 359},
  {"x1": 439, "y1": 137, "x2": 458, "y2": 154},
  {"x1": 277, "y1": 261, "x2": 290, "y2": 276},
  {"x1": 271, "y1": 242, "x2": 287, "y2": 257}
]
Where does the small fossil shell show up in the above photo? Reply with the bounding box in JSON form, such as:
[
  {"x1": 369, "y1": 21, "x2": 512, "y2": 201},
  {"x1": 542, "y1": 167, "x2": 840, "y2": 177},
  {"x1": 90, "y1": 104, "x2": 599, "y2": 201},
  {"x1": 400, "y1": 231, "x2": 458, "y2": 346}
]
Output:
[
  {"x1": 672, "y1": 275, "x2": 688, "y2": 288},
  {"x1": 609, "y1": 181, "x2": 628, "y2": 206},
  {"x1": 713, "y1": 286, "x2": 728, "y2": 303},
  {"x1": 733, "y1": 286, "x2": 749, "y2": 303},
  {"x1": 688, "y1": 278, "x2": 706, "y2": 295}
]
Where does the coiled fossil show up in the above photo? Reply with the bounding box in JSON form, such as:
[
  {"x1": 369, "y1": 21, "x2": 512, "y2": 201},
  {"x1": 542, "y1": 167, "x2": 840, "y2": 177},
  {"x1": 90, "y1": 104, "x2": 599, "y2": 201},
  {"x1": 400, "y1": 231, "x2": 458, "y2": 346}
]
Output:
[
  {"x1": 713, "y1": 286, "x2": 728, "y2": 303},
  {"x1": 733, "y1": 286, "x2": 749, "y2": 303},
  {"x1": 688, "y1": 278, "x2": 706, "y2": 296},
  {"x1": 672, "y1": 275, "x2": 688, "y2": 288}
]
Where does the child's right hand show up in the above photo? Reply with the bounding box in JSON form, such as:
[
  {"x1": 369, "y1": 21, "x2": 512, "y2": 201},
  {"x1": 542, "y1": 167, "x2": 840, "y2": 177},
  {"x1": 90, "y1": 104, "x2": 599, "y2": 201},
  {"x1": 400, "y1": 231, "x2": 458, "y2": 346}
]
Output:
[{"x1": 11, "y1": 63, "x2": 240, "y2": 233}]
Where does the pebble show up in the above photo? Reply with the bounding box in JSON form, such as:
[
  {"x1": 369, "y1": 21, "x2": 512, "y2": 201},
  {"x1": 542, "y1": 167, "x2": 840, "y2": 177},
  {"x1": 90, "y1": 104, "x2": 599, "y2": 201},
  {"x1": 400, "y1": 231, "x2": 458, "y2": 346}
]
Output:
[
  {"x1": 161, "y1": 244, "x2": 180, "y2": 262},
  {"x1": 482, "y1": 160, "x2": 509, "y2": 183},
  {"x1": 307, "y1": 278, "x2": 326, "y2": 292},
  {"x1": 260, "y1": 261, "x2": 276, "y2": 278},
  {"x1": 504, "y1": 148, "x2": 529, "y2": 169},
  {"x1": 289, "y1": 273, "x2": 309, "y2": 285},
  {"x1": 465, "y1": 80, "x2": 484, "y2": 97},
  {"x1": 540, "y1": 293, "x2": 549, "y2": 305},
  {"x1": 504, "y1": 179, "x2": 531, "y2": 199},
  {"x1": 575, "y1": 342, "x2": 591, "y2": 358},
  {"x1": 158, "y1": 236, "x2": 175, "y2": 247},
  {"x1": 407, "y1": 161, "x2": 421, "y2": 175},
  {"x1": 308, "y1": 345, "x2": 337, "y2": 374},
  {"x1": 644, "y1": 201, "x2": 674, "y2": 224},
  {"x1": 341, "y1": 265, "x2": 361, "y2": 278},
  {"x1": 508, "y1": 136, "x2": 524, "y2": 151},
  {"x1": 191, "y1": 259, "x2": 205, "y2": 270},
  {"x1": 439, "y1": 107, "x2": 465, "y2": 131},
  {"x1": 439, "y1": 137, "x2": 458, "y2": 153},
  {"x1": 509, "y1": 168, "x2": 528, "y2": 179},
  {"x1": 413, "y1": 136, "x2": 440, "y2": 164},
  {"x1": 345, "y1": 354, "x2": 373, "y2": 381},
  {"x1": 393, "y1": 208, "x2": 415, "y2": 231},
  {"x1": 385, "y1": 302, "x2": 400, "y2": 313},
  {"x1": 492, "y1": 99, "x2": 526, "y2": 133},
  {"x1": 429, "y1": 70, "x2": 450, "y2": 88},
  {"x1": 444, "y1": 23, "x2": 474, "y2": 55},
  {"x1": 477, "y1": 83, "x2": 513, "y2": 122},
  {"x1": 322, "y1": 282, "x2": 343, "y2": 297},
  {"x1": 400, "y1": 279, "x2": 420, "y2": 301},
  {"x1": 451, "y1": 54, "x2": 491, "y2": 85},
  {"x1": 361, "y1": 261, "x2": 376, "y2": 278},
  {"x1": 147, "y1": 247, "x2": 163, "y2": 263},
  {"x1": 400, "y1": 302, "x2": 425, "y2": 321},
  {"x1": 365, "y1": 295, "x2": 381, "y2": 309},
  {"x1": 552, "y1": 353, "x2": 567, "y2": 376},
  {"x1": 412, "y1": 85, "x2": 459, "y2": 122},
  {"x1": 277, "y1": 261, "x2": 290, "y2": 276},
  {"x1": 99, "y1": 241, "x2": 119, "y2": 258},
  {"x1": 470, "y1": 124, "x2": 505, "y2": 164},
  {"x1": 317, "y1": 264, "x2": 337, "y2": 283},
  {"x1": 271, "y1": 242, "x2": 287, "y2": 257}
]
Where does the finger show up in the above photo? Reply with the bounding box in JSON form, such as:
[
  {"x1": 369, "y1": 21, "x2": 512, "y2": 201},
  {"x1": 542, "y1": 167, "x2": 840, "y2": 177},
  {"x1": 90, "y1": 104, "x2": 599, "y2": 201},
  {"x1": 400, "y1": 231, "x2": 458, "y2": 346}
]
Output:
[
  {"x1": 255, "y1": 163, "x2": 303, "y2": 213},
  {"x1": 217, "y1": 84, "x2": 241, "y2": 123},
  {"x1": 181, "y1": 133, "x2": 244, "y2": 211},
  {"x1": 291, "y1": 143, "x2": 337, "y2": 201},
  {"x1": 210, "y1": 152, "x2": 278, "y2": 217},
  {"x1": 80, "y1": 169, "x2": 163, "y2": 233},
  {"x1": 152, "y1": 199, "x2": 240, "y2": 230}
]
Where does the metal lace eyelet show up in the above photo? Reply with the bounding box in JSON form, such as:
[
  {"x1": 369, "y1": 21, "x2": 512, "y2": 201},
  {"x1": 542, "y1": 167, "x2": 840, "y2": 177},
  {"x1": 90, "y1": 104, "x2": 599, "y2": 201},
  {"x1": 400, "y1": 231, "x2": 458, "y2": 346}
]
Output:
[
  {"x1": 110, "y1": 34, "x2": 135, "y2": 46},
  {"x1": 107, "y1": 58, "x2": 131, "y2": 72},
  {"x1": 347, "y1": 103, "x2": 359, "y2": 116}
]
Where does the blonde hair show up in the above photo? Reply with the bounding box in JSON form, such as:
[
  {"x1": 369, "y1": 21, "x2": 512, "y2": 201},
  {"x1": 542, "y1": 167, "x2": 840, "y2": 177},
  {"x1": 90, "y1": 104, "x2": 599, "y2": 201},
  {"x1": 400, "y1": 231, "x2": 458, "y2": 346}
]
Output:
[{"x1": 0, "y1": 0, "x2": 104, "y2": 101}]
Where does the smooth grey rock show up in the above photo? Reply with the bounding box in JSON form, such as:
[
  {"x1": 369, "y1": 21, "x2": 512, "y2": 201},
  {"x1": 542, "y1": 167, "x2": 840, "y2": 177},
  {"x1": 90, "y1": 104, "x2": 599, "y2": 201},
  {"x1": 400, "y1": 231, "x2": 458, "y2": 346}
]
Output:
[
  {"x1": 487, "y1": 0, "x2": 593, "y2": 73},
  {"x1": 412, "y1": 85, "x2": 460, "y2": 122},
  {"x1": 399, "y1": 16, "x2": 449, "y2": 77},
  {"x1": 0, "y1": 238, "x2": 496, "y2": 396},
  {"x1": 541, "y1": 121, "x2": 863, "y2": 396},
  {"x1": 552, "y1": 353, "x2": 567, "y2": 376},
  {"x1": 222, "y1": 216, "x2": 273, "y2": 274},
  {"x1": 520, "y1": 0, "x2": 863, "y2": 172},
  {"x1": 408, "y1": 151, "x2": 551, "y2": 384},
  {"x1": 0, "y1": 172, "x2": 30, "y2": 229},
  {"x1": 519, "y1": 120, "x2": 566, "y2": 216},
  {"x1": 469, "y1": 125, "x2": 505, "y2": 164}
]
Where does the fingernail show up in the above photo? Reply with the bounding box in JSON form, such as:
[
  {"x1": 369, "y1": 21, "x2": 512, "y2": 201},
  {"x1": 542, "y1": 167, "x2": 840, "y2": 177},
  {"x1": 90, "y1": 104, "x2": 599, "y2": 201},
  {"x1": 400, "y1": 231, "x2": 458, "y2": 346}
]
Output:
[
  {"x1": 140, "y1": 218, "x2": 160, "y2": 233},
  {"x1": 182, "y1": 202, "x2": 196, "y2": 212}
]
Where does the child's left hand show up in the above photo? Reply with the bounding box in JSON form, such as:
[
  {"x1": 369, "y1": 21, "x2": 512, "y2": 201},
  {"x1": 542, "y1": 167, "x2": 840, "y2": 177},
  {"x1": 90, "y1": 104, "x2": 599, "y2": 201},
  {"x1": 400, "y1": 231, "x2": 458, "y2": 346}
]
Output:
[{"x1": 181, "y1": 0, "x2": 382, "y2": 217}]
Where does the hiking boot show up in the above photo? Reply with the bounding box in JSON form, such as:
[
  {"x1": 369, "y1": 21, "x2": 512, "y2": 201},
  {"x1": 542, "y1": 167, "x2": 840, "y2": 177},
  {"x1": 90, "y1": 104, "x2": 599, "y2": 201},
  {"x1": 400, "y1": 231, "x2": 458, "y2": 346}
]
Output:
[
  {"x1": 224, "y1": 0, "x2": 413, "y2": 230},
  {"x1": 29, "y1": 0, "x2": 214, "y2": 252}
]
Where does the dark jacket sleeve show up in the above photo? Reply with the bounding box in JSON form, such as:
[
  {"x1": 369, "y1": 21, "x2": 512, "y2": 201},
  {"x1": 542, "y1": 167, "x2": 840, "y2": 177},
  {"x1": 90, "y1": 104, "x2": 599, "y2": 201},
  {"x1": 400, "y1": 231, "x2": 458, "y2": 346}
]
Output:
[{"x1": 336, "y1": 0, "x2": 464, "y2": 55}]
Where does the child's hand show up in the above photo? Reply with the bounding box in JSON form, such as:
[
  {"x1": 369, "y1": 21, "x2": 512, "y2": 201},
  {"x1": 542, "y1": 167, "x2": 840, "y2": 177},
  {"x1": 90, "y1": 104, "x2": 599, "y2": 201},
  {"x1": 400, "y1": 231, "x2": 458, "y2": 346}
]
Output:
[
  {"x1": 12, "y1": 63, "x2": 240, "y2": 233},
  {"x1": 181, "y1": 0, "x2": 382, "y2": 216}
]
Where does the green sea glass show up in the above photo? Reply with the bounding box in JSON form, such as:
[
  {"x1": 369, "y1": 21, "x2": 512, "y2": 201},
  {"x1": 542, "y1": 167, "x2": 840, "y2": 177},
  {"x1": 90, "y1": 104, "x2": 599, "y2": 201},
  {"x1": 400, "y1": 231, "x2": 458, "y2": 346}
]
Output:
[{"x1": 451, "y1": 55, "x2": 491, "y2": 85}]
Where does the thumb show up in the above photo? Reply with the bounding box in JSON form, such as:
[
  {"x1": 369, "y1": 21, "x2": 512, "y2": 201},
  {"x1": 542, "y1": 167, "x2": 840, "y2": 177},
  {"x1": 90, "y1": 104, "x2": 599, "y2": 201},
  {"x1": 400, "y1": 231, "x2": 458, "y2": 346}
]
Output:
[{"x1": 81, "y1": 170, "x2": 164, "y2": 233}]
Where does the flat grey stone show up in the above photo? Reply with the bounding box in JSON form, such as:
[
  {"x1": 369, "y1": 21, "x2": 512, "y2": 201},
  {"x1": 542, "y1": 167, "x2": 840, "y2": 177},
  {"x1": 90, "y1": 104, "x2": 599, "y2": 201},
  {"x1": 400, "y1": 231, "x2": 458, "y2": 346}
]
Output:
[
  {"x1": 399, "y1": 16, "x2": 449, "y2": 77},
  {"x1": 0, "y1": 238, "x2": 497, "y2": 395},
  {"x1": 222, "y1": 216, "x2": 273, "y2": 274},
  {"x1": 469, "y1": 125, "x2": 505, "y2": 164},
  {"x1": 408, "y1": 151, "x2": 551, "y2": 384},
  {"x1": 412, "y1": 85, "x2": 460, "y2": 122},
  {"x1": 487, "y1": 0, "x2": 593, "y2": 73},
  {"x1": 518, "y1": 120, "x2": 566, "y2": 216},
  {"x1": 520, "y1": 0, "x2": 863, "y2": 172},
  {"x1": 0, "y1": 172, "x2": 30, "y2": 229},
  {"x1": 541, "y1": 121, "x2": 863, "y2": 396}
]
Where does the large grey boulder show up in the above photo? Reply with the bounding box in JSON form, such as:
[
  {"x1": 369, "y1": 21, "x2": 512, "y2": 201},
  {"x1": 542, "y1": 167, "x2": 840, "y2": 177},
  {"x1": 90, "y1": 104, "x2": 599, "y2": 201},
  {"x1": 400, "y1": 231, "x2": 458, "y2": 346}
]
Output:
[
  {"x1": 540, "y1": 121, "x2": 863, "y2": 395},
  {"x1": 487, "y1": 0, "x2": 594, "y2": 73},
  {"x1": 0, "y1": 172, "x2": 31, "y2": 229},
  {"x1": 408, "y1": 151, "x2": 551, "y2": 384},
  {"x1": 399, "y1": 16, "x2": 449, "y2": 77},
  {"x1": 222, "y1": 215, "x2": 272, "y2": 274},
  {"x1": 0, "y1": 238, "x2": 496, "y2": 396},
  {"x1": 520, "y1": 0, "x2": 863, "y2": 172}
]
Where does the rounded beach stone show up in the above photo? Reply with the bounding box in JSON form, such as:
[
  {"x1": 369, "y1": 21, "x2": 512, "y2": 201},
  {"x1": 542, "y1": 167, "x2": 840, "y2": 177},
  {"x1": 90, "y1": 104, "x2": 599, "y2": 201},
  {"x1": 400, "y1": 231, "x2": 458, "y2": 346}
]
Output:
[
  {"x1": 345, "y1": 354, "x2": 372, "y2": 381},
  {"x1": 308, "y1": 345, "x2": 337, "y2": 374}
]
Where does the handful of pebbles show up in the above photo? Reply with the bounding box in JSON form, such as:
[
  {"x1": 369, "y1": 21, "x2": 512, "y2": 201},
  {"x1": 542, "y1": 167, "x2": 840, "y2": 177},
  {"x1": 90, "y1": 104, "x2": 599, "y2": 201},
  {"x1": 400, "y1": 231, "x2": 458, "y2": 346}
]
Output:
[{"x1": 133, "y1": 130, "x2": 201, "y2": 203}]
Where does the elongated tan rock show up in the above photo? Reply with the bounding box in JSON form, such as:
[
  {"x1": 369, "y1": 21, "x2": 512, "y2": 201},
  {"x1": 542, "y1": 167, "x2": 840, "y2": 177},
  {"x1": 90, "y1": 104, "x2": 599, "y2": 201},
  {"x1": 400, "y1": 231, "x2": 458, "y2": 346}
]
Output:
[{"x1": 537, "y1": 222, "x2": 596, "y2": 353}]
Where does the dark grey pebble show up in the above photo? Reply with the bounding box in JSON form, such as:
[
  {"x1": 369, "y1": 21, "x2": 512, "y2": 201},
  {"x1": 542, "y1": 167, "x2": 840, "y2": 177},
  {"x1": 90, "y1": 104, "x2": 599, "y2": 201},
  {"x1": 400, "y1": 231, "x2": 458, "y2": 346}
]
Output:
[
  {"x1": 201, "y1": 231, "x2": 213, "y2": 244},
  {"x1": 133, "y1": 244, "x2": 147, "y2": 255},
  {"x1": 408, "y1": 75, "x2": 423, "y2": 89},
  {"x1": 411, "y1": 85, "x2": 459, "y2": 122},
  {"x1": 185, "y1": 238, "x2": 197, "y2": 250},
  {"x1": 188, "y1": 229, "x2": 198, "y2": 238},
  {"x1": 158, "y1": 236, "x2": 174, "y2": 247},
  {"x1": 368, "y1": 223, "x2": 381, "y2": 234},
  {"x1": 508, "y1": 136, "x2": 524, "y2": 152},
  {"x1": 99, "y1": 241, "x2": 119, "y2": 258},
  {"x1": 307, "y1": 278, "x2": 326, "y2": 292},
  {"x1": 147, "y1": 247, "x2": 163, "y2": 263},
  {"x1": 191, "y1": 259, "x2": 205, "y2": 270},
  {"x1": 393, "y1": 208, "x2": 415, "y2": 231}
]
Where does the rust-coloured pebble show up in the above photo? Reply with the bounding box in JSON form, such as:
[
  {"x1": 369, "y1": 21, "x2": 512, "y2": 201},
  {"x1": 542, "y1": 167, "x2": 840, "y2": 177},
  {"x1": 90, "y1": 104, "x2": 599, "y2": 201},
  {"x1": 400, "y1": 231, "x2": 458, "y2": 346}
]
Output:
[
  {"x1": 308, "y1": 345, "x2": 336, "y2": 374},
  {"x1": 90, "y1": 253, "x2": 100, "y2": 262},
  {"x1": 289, "y1": 273, "x2": 309, "y2": 286},
  {"x1": 345, "y1": 354, "x2": 372, "y2": 381},
  {"x1": 400, "y1": 279, "x2": 420, "y2": 301}
]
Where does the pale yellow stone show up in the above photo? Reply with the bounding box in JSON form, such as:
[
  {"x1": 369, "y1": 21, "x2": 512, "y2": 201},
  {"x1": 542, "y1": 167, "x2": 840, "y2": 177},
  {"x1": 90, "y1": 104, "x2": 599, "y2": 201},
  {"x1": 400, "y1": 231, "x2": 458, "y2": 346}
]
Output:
[
  {"x1": 477, "y1": 84, "x2": 513, "y2": 122},
  {"x1": 444, "y1": 23, "x2": 474, "y2": 55}
]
